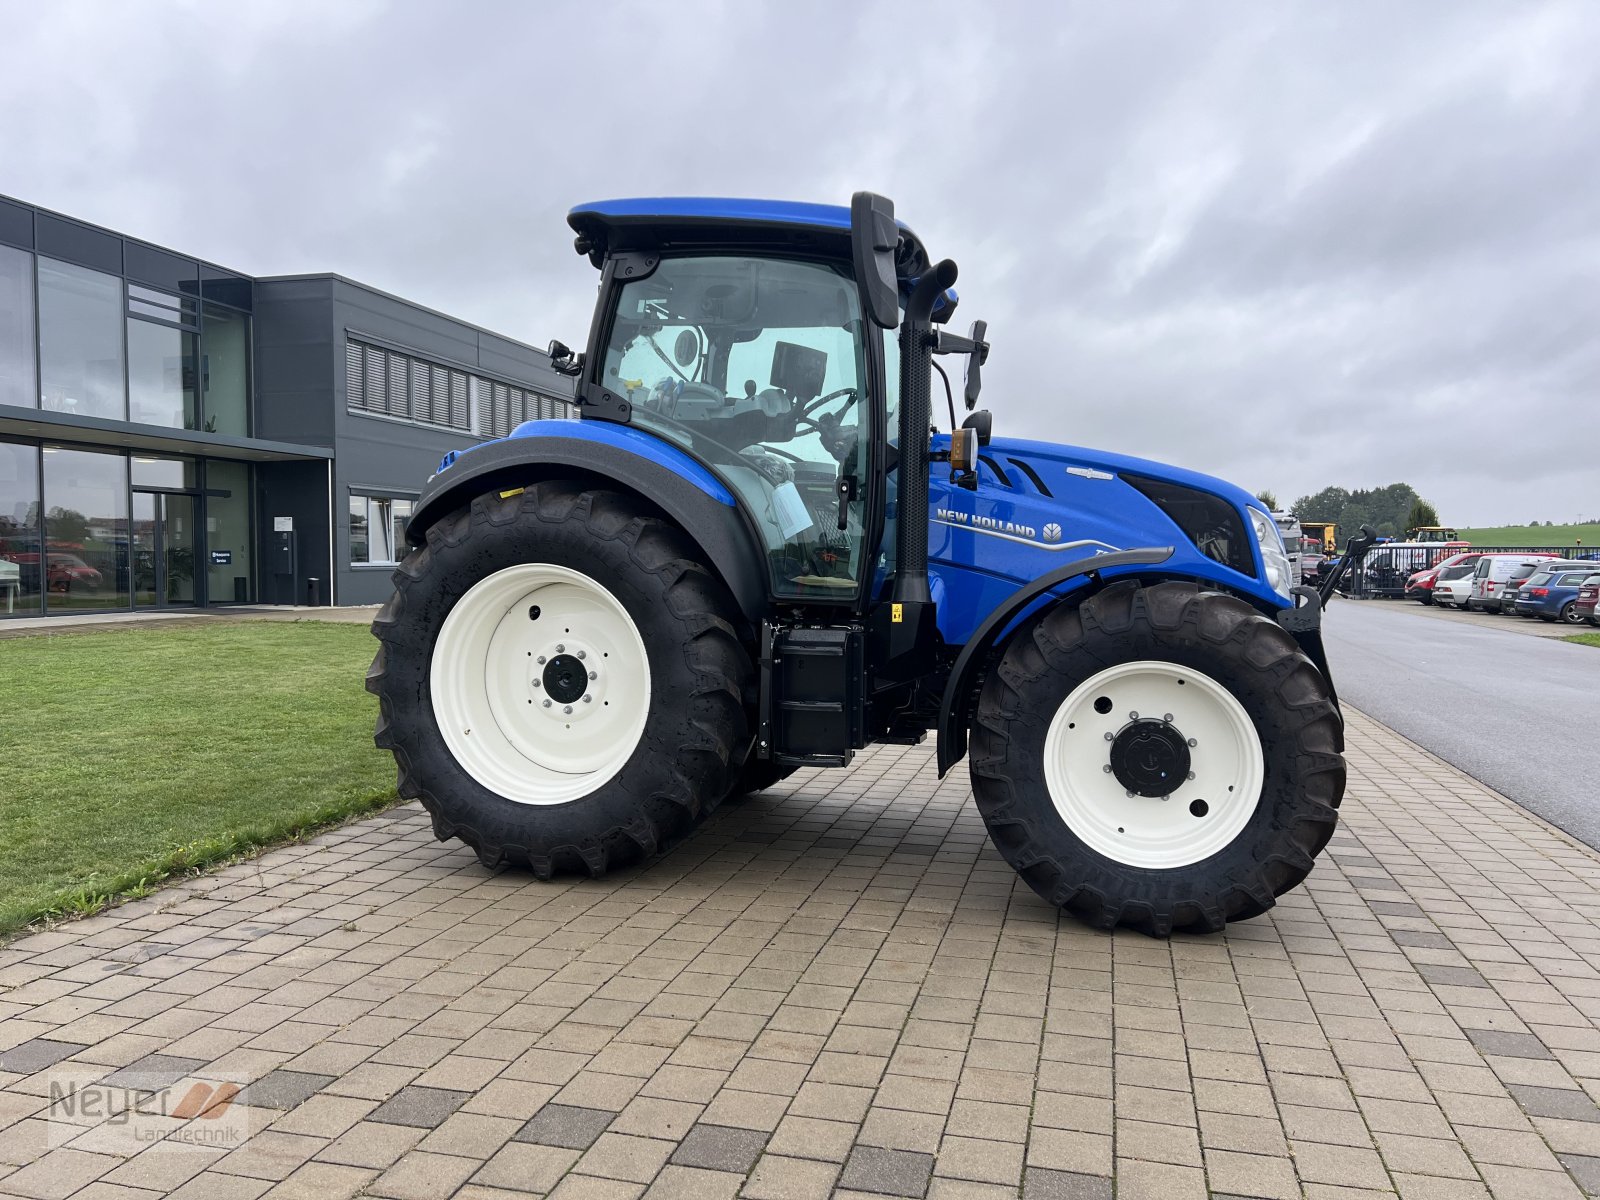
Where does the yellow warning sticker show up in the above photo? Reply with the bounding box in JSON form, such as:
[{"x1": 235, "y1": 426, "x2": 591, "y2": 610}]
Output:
[
  {"x1": 891, "y1": 603, "x2": 903, "y2": 623},
  {"x1": 498, "y1": 488, "x2": 525, "y2": 499}
]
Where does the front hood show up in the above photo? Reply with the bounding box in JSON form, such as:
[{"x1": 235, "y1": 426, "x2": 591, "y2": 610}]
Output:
[{"x1": 926, "y1": 433, "x2": 1283, "y2": 639}]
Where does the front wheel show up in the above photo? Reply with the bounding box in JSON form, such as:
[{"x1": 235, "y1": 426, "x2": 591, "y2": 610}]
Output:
[
  {"x1": 969, "y1": 581, "x2": 1344, "y2": 936},
  {"x1": 367, "y1": 483, "x2": 751, "y2": 875}
]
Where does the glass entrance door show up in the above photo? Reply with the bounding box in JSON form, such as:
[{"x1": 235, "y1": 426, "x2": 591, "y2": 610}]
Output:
[{"x1": 133, "y1": 491, "x2": 197, "y2": 607}]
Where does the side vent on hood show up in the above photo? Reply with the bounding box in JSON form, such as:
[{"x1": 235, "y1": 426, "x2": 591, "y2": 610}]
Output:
[{"x1": 1122, "y1": 475, "x2": 1253, "y2": 576}]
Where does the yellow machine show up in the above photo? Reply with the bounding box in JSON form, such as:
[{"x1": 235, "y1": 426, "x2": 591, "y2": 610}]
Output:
[{"x1": 1300, "y1": 521, "x2": 1338, "y2": 553}]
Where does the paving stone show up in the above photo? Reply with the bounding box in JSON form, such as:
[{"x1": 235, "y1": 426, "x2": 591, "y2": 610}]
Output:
[
  {"x1": 367, "y1": 1085, "x2": 470, "y2": 1129},
  {"x1": 667, "y1": 1123, "x2": 767, "y2": 1173},
  {"x1": 1507, "y1": 1085, "x2": 1600, "y2": 1124},
  {"x1": 102, "y1": 1053, "x2": 210, "y2": 1088},
  {"x1": 240, "y1": 1070, "x2": 336, "y2": 1111},
  {"x1": 516, "y1": 1103, "x2": 617, "y2": 1149},
  {"x1": 838, "y1": 1146, "x2": 935, "y2": 1197},
  {"x1": 1021, "y1": 1167, "x2": 1114, "y2": 1199},
  {"x1": 1466, "y1": 1029, "x2": 1555, "y2": 1061},
  {"x1": 0, "y1": 1039, "x2": 87, "y2": 1075},
  {"x1": 1557, "y1": 1154, "x2": 1600, "y2": 1196}
]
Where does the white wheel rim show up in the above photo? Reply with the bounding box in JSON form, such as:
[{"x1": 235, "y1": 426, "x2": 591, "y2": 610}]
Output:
[
  {"x1": 1042, "y1": 660, "x2": 1264, "y2": 870},
  {"x1": 430, "y1": 564, "x2": 651, "y2": 806}
]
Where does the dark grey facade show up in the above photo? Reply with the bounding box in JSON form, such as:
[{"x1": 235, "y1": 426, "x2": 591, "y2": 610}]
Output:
[{"x1": 0, "y1": 193, "x2": 569, "y2": 618}]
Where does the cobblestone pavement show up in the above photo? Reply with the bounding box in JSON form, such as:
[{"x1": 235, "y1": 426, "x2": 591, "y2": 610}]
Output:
[{"x1": 2, "y1": 710, "x2": 1599, "y2": 1199}]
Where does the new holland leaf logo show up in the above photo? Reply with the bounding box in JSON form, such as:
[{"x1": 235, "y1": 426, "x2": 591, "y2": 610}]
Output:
[{"x1": 1043, "y1": 523, "x2": 1062, "y2": 542}]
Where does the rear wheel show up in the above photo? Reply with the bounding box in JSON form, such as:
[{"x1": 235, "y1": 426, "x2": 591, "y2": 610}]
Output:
[
  {"x1": 969, "y1": 581, "x2": 1344, "y2": 936},
  {"x1": 1560, "y1": 601, "x2": 1582, "y2": 624},
  {"x1": 367, "y1": 482, "x2": 751, "y2": 875}
]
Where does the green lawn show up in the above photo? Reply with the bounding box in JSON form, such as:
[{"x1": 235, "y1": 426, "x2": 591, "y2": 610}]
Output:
[
  {"x1": 1458, "y1": 523, "x2": 1600, "y2": 548},
  {"x1": 0, "y1": 622, "x2": 397, "y2": 937},
  {"x1": 1565, "y1": 631, "x2": 1600, "y2": 649}
]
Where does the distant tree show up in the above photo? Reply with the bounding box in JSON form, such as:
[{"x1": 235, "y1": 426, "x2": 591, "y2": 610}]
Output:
[
  {"x1": 1256, "y1": 489, "x2": 1279, "y2": 511},
  {"x1": 1288, "y1": 483, "x2": 1420, "y2": 540},
  {"x1": 1406, "y1": 499, "x2": 1440, "y2": 531},
  {"x1": 45, "y1": 506, "x2": 90, "y2": 543}
]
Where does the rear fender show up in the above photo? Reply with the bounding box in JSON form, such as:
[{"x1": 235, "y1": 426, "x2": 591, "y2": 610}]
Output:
[
  {"x1": 936, "y1": 547, "x2": 1174, "y2": 775},
  {"x1": 407, "y1": 427, "x2": 767, "y2": 628}
]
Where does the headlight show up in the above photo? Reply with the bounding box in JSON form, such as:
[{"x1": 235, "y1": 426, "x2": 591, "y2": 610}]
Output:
[{"x1": 1249, "y1": 508, "x2": 1293, "y2": 597}]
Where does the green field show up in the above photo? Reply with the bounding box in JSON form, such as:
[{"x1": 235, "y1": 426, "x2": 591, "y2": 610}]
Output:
[
  {"x1": 0, "y1": 622, "x2": 397, "y2": 937},
  {"x1": 1566, "y1": 632, "x2": 1600, "y2": 649},
  {"x1": 1458, "y1": 523, "x2": 1600, "y2": 548}
]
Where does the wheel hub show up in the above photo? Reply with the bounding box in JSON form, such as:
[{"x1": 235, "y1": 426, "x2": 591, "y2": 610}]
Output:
[
  {"x1": 542, "y1": 653, "x2": 588, "y2": 704},
  {"x1": 1109, "y1": 719, "x2": 1191, "y2": 797}
]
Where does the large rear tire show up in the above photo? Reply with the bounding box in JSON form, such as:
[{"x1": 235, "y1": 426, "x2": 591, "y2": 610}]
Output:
[
  {"x1": 367, "y1": 482, "x2": 751, "y2": 876},
  {"x1": 969, "y1": 580, "x2": 1344, "y2": 936}
]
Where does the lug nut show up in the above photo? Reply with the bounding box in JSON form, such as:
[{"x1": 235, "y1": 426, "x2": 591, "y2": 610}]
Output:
[
  {"x1": 563, "y1": 705, "x2": 573, "y2": 715},
  {"x1": 1104, "y1": 732, "x2": 1114, "y2": 742},
  {"x1": 576, "y1": 650, "x2": 586, "y2": 660},
  {"x1": 588, "y1": 670, "x2": 598, "y2": 680},
  {"x1": 1187, "y1": 771, "x2": 1196, "y2": 780},
  {"x1": 556, "y1": 643, "x2": 566, "y2": 652},
  {"x1": 1130, "y1": 711, "x2": 1139, "y2": 719},
  {"x1": 532, "y1": 679, "x2": 541, "y2": 689},
  {"x1": 582, "y1": 695, "x2": 592, "y2": 703},
  {"x1": 1163, "y1": 713, "x2": 1173, "y2": 722},
  {"x1": 542, "y1": 699, "x2": 552, "y2": 708},
  {"x1": 1187, "y1": 737, "x2": 1197, "y2": 747},
  {"x1": 537, "y1": 655, "x2": 546, "y2": 665},
  {"x1": 1103, "y1": 764, "x2": 1113, "y2": 774}
]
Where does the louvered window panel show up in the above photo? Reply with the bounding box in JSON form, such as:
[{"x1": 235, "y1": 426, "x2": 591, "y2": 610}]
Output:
[
  {"x1": 386, "y1": 352, "x2": 408, "y2": 418},
  {"x1": 451, "y1": 371, "x2": 469, "y2": 430},
  {"x1": 363, "y1": 346, "x2": 386, "y2": 412},
  {"x1": 346, "y1": 341, "x2": 366, "y2": 410}
]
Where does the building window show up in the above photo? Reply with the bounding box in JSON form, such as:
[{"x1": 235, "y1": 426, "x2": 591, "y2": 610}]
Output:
[
  {"x1": 0, "y1": 439, "x2": 42, "y2": 616},
  {"x1": 349, "y1": 494, "x2": 413, "y2": 565},
  {"x1": 38, "y1": 258, "x2": 125, "y2": 421},
  {"x1": 126, "y1": 285, "x2": 199, "y2": 430},
  {"x1": 0, "y1": 245, "x2": 35, "y2": 410},
  {"x1": 42, "y1": 445, "x2": 129, "y2": 611},
  {"x1": 201, "y1": 303, "x2": 250, "y2": 437},
  {"x1": 345, "y1": 335, "x2": 566, "y2": 437}
]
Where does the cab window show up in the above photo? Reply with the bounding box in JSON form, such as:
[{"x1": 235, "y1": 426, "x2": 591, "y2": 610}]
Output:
[{"x1": 601, "y1": 255, "x2": 869, "y2": 601}]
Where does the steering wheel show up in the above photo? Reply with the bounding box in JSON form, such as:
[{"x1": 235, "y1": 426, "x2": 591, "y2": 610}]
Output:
[{"x1": 795, "y1": 387, "x2": 858, "y2": 435}]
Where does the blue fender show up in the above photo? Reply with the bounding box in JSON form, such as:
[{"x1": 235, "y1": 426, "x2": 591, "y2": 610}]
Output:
[
  {"x1": 408, "y1": 420, "x2": 767, "y2": 626},
  {"x1": 935, "y1": 546, "x2": 1175, "y2": 776}
]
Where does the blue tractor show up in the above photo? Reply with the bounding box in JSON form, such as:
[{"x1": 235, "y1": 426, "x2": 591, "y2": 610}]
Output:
[{"x1": 369, "y1": 194, "x2": 1375, "y2": 935}]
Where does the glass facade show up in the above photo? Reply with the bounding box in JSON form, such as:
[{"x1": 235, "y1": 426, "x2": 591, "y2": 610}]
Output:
[
  {"x1": 202, "y1": 304, "x2": 249, "y2": 436},
  {"x1": 38, "y1": 257, "x2": 124, "y2": 421},
  {"x1": 205, "y1": 461, "x2": 253, "y2": 604},
  {"x1": 42, "y1": 445, "x2": 130, "y2": 610},
  {"x1": 0, "y1": 244, "x2": 33, "y2": 410},
  {"x1": 0, "y1": 440, "x2": 41, "y2": 615},
  {"x1": 127, "y1": 286, "x2": 199, "y2": 429}
]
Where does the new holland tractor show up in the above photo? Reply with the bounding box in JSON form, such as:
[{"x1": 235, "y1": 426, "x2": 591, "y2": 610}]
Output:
[{"x1": 368, "y1": 194, "x2": 1376, "y2": 935}]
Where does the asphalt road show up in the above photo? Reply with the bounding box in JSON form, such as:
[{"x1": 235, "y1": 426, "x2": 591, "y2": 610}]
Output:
[{"x1": 1322, "y1": 599, "x2": 1600, "y2": 849}]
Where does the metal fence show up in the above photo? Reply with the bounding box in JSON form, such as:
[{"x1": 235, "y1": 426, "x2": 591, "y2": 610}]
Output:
[{"x1": 1327, "y1": 545, "x2": 1600, "y2": 599}]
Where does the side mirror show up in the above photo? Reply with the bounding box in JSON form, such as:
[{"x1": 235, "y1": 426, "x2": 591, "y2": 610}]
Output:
[
  {"x1": 850, "y1": 192, "x2": 900, "y2": 330},
  {"x1": 962, "y1": 409, "x2": 992, "y2": 446},
  {"x1": 963, "y1": 320, "x2": 988, "y2": 409}
]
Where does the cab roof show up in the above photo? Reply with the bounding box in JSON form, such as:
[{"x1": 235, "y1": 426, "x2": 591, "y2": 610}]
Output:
[{"x1": 567, "y1": 197, "x2": 933, "y2": 279}]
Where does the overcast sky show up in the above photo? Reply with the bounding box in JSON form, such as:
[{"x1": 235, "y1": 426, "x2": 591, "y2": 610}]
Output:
[{"x1": 2, "y1": 1, "x2": 1595, "y2": 525}]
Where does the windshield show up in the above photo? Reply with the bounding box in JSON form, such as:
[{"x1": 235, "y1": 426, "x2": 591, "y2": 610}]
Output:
[{"x1": 600, "y1": 255, "x2": 871, "y2": 600}]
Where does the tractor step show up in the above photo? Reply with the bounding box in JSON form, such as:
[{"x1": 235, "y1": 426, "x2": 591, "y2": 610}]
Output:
[{"x1": 759, "y1": 623, "x2": 866, "y2": 764}]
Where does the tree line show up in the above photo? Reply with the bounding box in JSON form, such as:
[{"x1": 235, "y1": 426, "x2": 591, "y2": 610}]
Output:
[{"x1": 1286, "y1": 484, "x2": 1440, "y2": 539}]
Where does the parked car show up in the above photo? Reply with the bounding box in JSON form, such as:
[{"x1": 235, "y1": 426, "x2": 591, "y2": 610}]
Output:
[
  {"x1": 1495, "y1": 559, "x2": 1558, "y2": 614},
  {"x1": 1513, "y1": 566, "x2": 1600, "y2": 623},
  {"x1": 1433, "y1": 565, "x2": 1477, "y2": 608},
  {"x1": 1466, "y1": 553, "x2": 1559, "y2": 612},
  {"x1": 1406, "y1": 551, "x2": 1485, "y2": 604},
  {"x1": 1577, "y1": 574, "x2": 1599, "y2": 625}
]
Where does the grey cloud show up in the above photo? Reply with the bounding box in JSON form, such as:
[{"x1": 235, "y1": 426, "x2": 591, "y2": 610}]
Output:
[{"x1": 1, "y1": 0, "x2": 1595, "y2": 523}]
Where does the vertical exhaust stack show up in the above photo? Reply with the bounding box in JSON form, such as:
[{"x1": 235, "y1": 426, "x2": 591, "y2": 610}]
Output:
[{"x1": 893, "y1": 260, "x2": 960, "y2": 606}]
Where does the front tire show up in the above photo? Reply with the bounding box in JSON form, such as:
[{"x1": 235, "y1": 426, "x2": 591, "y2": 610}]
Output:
[
  {"x1": 367, "y1": 483, "x2": 751, "y2": 876},
  {"x1": 969, "y1": 581, "x2": 1344, "y2": 936}
]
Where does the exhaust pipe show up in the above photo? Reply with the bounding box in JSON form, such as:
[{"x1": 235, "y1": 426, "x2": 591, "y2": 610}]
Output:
[{"x1": 893, "y1": 259, "x2": 959, "y2": 606}]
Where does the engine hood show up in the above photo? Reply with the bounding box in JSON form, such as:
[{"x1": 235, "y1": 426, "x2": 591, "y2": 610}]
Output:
[{"x1": 925, "y1": 434, "x2": 1282, "y2": 645}]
